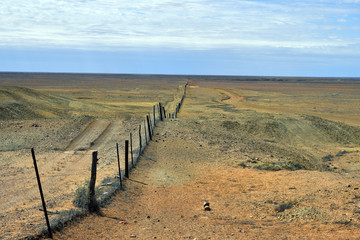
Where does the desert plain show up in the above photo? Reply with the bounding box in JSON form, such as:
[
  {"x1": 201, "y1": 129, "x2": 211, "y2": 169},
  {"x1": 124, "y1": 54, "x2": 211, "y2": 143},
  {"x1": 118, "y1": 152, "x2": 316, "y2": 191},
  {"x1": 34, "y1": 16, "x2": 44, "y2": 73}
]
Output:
[{"x1": 1, "y1": 73, "x2": 360, "y2": 239}]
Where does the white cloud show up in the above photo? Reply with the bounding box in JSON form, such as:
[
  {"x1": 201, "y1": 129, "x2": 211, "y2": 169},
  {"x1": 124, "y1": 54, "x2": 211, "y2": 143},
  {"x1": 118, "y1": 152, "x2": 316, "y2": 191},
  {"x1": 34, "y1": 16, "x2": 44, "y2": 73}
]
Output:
[
  {"x1": 0, "y1": 0, "x2": 359, "y2": 55},
  {"x1": 341, "y1": 0, "x2": 360, "y2": 3}
]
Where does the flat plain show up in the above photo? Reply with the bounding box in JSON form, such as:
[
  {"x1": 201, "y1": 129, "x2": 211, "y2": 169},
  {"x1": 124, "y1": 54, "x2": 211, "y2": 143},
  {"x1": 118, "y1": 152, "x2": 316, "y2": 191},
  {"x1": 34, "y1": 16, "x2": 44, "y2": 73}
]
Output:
[{"x1": 1, "y1": 73, "x2": 360, "y2": 239}]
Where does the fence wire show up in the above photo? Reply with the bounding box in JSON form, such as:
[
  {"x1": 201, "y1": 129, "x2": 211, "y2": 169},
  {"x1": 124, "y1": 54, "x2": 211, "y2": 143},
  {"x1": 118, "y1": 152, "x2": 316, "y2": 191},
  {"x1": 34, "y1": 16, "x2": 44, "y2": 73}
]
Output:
[{"x1": 0, "y1": 83, "x2": 187, "y2": 239}]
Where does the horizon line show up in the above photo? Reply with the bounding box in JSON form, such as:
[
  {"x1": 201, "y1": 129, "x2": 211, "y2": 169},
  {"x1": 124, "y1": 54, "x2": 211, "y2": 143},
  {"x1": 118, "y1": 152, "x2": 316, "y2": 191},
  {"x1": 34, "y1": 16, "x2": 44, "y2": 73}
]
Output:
[{"x1": 1, "y1": 71, "x2": 359, "y2": 80}]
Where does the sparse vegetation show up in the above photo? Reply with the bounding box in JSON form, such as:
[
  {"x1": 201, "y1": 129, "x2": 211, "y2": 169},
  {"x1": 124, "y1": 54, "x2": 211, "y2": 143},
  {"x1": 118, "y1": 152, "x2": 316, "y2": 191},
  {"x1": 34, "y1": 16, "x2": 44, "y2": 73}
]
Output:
[
  {"x1": 322, "y1": 154, "x2": 334, "y2": 162},
  {"x1": 73, "y1": 180, "x2": 91, "y2": 210},
  {"x1": 274, "y1": 200, "x2": 297, "y2": 212},
  {"x1": 279, "y1": 206, "x2": 331, "y2": 221},
  {"x1": 336, "y1": 150, "x2": 360, "y2": 157},
  {"x1": 2, "y1": 74, "x2": 360, "y2": 239},
  {"x1": 254, "y1": 161, "x2": 304, "y2": 171}
]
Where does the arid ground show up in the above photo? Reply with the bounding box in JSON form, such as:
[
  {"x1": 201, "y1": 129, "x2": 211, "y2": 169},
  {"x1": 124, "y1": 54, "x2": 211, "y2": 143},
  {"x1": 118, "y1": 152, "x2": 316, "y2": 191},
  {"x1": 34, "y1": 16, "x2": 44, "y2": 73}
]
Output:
[{"x1": 1, "y1": 74, "x2": 360, "y2": 239}]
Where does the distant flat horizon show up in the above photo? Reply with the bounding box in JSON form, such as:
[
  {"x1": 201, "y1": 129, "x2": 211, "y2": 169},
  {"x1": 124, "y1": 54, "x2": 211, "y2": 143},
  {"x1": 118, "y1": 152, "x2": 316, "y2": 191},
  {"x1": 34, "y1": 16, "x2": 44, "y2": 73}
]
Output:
[{"x1": 1, "y1": 71, "x2": 359, "y2": 81}]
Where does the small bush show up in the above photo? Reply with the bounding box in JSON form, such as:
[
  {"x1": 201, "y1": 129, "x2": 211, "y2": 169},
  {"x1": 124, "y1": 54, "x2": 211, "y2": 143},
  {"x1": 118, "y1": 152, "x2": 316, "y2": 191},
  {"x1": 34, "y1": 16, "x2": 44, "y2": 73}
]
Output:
[
  {"x1": 221, "y1": 120, "x2": 240, "y2": 130},
  {"x1": 280, "y1": 206, "x2": 331, "y2": 221},
  {"x1": 253, "y1": 162, "x2": 282, "y2": 171},
  {"x1": 49, "y1": 209, "x2": 85, "y2": 231},
  {"x1": 275, "y1": 203, "x2": 293, "y2": 212},
  {"x1": 322, "y1": 154, "x2": 334, "y2": 162},
  {"x1": 73, "y1": 180, "x2": 90, "y2": 209},
  {"x1": 336, "y1": 150, "x2": 359, "y2": 157},
  {"x1": 336, "y1": 150, "x2": 348, "y2": 157},
  {"x1": 253, "y1": 161, "x2": 304, "y2": 171},
  {"x1": 275, "y1": 200, "x2": 297, "y2": 212}
]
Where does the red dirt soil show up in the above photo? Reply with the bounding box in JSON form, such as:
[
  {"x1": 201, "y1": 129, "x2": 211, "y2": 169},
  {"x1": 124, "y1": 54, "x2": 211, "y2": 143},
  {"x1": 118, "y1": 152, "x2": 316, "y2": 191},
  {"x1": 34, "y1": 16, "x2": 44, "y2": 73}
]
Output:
[{"x1": 53, "y1": 120, "x2": 360, "y2": 240}]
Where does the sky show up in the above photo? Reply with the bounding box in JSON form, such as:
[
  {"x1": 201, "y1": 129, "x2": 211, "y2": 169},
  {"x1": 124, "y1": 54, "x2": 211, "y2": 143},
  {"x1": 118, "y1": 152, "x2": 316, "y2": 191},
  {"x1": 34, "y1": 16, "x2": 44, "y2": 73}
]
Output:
[{"x1": 0, "y1": 0, "x2": 359, "y2": 77}]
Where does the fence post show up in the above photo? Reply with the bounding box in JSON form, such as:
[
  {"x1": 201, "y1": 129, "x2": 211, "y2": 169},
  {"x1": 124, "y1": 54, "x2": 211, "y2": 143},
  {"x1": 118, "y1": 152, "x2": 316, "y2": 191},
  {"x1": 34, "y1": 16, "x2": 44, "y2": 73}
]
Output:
[
  {"x1": 146, "y1": 115, "x2": 152, "y2": 141},
  {"x1": 31, "y1": 148, "x2": 53, "y2": 239},
  {"x1": 153, "y1": 105, "x2": 156, "y2": 126},
  {"x1": 89, "y1": 151, "x2": 99, "y2": 212},
  {"x1": 125, "y1": 140, "x2": 129, "y2": 178},
  {"x1": 139, "y1": 124, "x2": 142, "y2": 153},
  {"x1": 159, "y1": 103, "x2": 163, "y2": 121},
  {"x1": 149, "y1": 113, "x2": 153, "y2": 135},
  {"x1": 144, "y1": 119, "x2": 148, "y2": 145},
  {"x1": 130, "y1": 132, "x2": 134, "y2": 167},
  {"x1": 116, "y1": 143, "x2": 123, "y2": 190}
]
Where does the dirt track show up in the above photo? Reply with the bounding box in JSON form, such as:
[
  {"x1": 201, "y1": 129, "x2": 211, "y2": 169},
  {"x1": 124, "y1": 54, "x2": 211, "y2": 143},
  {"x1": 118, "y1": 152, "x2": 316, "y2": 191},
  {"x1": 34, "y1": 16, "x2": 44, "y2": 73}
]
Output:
[
  {"x1": 66, "y1": 119, "x2": 111, "y2": 151},
  {"x1": 217, "y1": 88, "x2": 247, "y2": 102},
  {"x1": 0, "y1": 117, "x2": 145, "y2": 239}
]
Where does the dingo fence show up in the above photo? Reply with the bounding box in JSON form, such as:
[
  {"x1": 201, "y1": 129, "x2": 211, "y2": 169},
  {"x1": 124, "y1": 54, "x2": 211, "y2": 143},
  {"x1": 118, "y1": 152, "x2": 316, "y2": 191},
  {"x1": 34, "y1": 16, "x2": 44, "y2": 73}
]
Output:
[{"x1": 0, "y1": 83, "x2": 188, "y2": 239}]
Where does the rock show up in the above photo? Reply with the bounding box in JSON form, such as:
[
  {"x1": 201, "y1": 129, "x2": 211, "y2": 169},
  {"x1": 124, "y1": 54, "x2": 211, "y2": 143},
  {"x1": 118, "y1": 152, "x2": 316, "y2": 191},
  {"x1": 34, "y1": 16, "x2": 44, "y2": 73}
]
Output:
[
  {"x1": 203, "y1": 201, "x2": 211, "y2": 211},
  {"x1": 130, "y1": 234, "x2": 136, "y2": 238}
]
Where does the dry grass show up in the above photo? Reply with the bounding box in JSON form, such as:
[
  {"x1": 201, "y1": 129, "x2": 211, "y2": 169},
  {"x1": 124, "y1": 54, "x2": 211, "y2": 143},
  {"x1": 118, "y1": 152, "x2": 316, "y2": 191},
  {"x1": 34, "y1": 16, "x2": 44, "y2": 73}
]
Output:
[{"x1": 1, "y1": 74, "x2": 360, "y2": 239}]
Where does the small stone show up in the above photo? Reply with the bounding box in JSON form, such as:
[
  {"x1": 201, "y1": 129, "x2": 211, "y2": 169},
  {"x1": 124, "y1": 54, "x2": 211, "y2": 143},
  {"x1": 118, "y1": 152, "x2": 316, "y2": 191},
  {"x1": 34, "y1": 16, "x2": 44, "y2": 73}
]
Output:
[
  {"x1": 203, "y1": 201, "x2": 211, "y2": 211},
  {"x1": 130, "y1": 234, "x2": 136, "y2": 238}
]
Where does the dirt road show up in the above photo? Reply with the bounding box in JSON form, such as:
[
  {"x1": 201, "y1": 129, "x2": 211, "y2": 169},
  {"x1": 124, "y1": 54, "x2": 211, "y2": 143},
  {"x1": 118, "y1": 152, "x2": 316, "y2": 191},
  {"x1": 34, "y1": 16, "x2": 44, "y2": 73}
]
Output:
[{"x1": 0, "y1": 117, "x2": 146, "y2": 239}]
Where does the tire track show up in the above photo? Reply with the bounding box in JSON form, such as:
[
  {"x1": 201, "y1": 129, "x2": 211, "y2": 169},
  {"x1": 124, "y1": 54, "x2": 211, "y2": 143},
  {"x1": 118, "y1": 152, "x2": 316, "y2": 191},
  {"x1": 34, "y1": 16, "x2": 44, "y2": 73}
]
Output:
[{"x1": 66, "y1": 119, "x2": 111, "y2": 151}]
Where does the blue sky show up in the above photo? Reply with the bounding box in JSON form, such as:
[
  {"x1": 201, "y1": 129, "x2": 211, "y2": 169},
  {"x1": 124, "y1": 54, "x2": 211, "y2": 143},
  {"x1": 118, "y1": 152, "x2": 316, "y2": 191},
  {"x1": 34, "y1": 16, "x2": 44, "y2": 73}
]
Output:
[{"x1": 0, "y1": 0, "x2": 359, "y2": 77}]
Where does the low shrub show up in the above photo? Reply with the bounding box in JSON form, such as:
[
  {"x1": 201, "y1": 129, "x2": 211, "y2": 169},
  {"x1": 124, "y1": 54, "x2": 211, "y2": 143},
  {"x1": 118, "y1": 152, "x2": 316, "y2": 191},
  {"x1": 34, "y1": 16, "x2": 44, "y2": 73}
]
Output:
[
  {"x1": 322, "y1": 154, "x2": 334, "y2": 162},
  {"x1": 253, "y1": 161, "x2": 304, "y2": 171},
  {"x1": 73, "y1": 180, "x2": 90, "y2": 209}
]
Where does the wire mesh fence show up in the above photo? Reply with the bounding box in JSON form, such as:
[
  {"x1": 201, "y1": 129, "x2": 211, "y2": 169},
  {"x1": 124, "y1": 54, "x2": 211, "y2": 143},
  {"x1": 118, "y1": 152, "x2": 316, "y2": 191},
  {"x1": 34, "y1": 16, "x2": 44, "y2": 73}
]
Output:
[{"x1": 0, "y1": 83, "x2": 188, "y2": 239}]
